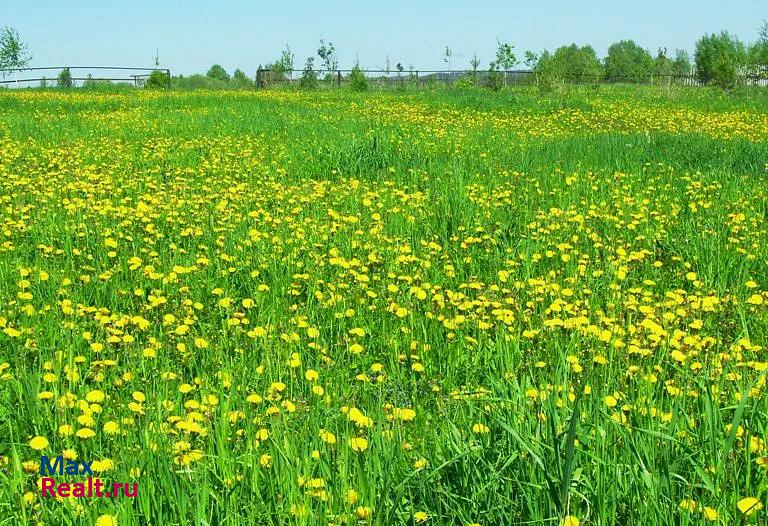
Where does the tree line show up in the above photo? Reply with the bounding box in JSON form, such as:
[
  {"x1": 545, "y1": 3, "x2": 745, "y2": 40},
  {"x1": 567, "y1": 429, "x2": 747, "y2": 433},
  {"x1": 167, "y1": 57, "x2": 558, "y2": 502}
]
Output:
[
  {"x1": 2, "y1": 22, "x2": 767, "y2": 90},
  {"x1": 185, "y1": 23, "x2": 768, "y2": 91}
]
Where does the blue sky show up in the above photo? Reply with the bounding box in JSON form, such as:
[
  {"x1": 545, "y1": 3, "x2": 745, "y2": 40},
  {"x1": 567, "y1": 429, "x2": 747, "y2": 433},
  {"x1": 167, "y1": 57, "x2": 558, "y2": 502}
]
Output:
[{"x1": 4, "y1": 1, "x2": 766, "y2": 75}]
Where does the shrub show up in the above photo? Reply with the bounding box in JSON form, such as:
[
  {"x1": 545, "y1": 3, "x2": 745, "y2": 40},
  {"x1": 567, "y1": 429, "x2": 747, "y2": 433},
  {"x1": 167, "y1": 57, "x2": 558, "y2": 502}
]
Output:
[
  {"x1": 57, "y1": 67, "x2": 73, "y2": 88},
  {"x1": 672, "y1": 49, "x2": 692, "y2": 76},
  {"x1": 300, "y1": 57, "x2": 318, "y2": 90},
  {"x1": 206, "y1": 64, "x2": 230, "y2": 82},
  {"x1": 694, "y1": 31, "x2": 746, "y2": 89},
  {"x1": 536, "y1": 45, "x2": 603, "y2": 83},
  {"x1": 349, "y1": 64, "x2": 368, "y2": 92},
  {"x1": 486, "y1": 62, "x2": 503, "y2": 92},
  {"x1": 231, "y1": 69, "x2": 253, "y2": 88},
  {"x1": 145, "y1": 70, "x2": 168, "y2": 89},
  {"x1": 454, "y1": 75, "x2": 475, "y2": 88},
  {"x1": 172, "y1": 74, "x2": 229, "y2": 90},
  {"x1": 604, "y1": 40, "x2": 654, "y2": 82}
]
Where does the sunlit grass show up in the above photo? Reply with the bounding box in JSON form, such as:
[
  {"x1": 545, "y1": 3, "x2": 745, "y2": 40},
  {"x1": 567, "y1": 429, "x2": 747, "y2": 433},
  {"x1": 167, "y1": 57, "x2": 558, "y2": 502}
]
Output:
[{"x1": 0, "y1": 85, "x2": 766, "y2": 525}]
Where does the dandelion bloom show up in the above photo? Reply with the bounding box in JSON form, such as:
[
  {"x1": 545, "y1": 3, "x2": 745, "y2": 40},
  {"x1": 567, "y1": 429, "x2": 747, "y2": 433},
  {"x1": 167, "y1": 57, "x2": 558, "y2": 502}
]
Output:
[
  {"x1": 349, "y1": 437, "x2": 368, "y2": 452},
  {"x1": 29, "y1": 436, "x2": 49, "y2": 450},
  {"x1": 737, "y1": 497, "x2": 763, "y2": 515},
  {"x1": 95, "y1": 515, "x2": 118, "y2": 526}
]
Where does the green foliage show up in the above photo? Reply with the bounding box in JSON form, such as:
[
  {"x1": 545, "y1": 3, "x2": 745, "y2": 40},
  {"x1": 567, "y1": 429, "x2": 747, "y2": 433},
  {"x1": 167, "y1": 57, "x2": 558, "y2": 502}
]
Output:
[
  {"x1": 672, "y1": 49, "x2": 692, "y2": 76},
  {"x1": 1, "y1": 86, "x2": 768, "y2": 526},
  {"x1": 300, "y1": 57, "x2": 319, "y2": 90},
  {"x1": 536, "y1": 44, "x2": 603, "y2": 83},
  {"x1": 231, "y1": 69, "x2": 253, "y2": 88},
  {"x1": 172, "y1": 74, "x2": 229, "y2": 90},
  {"x1": 485, "y1": 62, "x2": 503, "y2": 91},
  {"x1": 206, "y1": 64, "x2": 230, "y2": 82},
  {"x1": 653, "y1": 48, "x2": 674, "y2": 79},
  {"x1": 748, "y1": 42, "x2": 768, "y2": 66},
  {"x1": 694, "y1": 31, "x2": 747, "y2": 88},
  {"x1": 495, "y1": 40, "x2": 517, "y2": 70},
  {"x1": 145, "y1": 70, "x2": 168, "y2": 89},
  {"x1": 276, "y1": 45, "x2": 294, "y2": 74},
  {"x1": 349, "y1": 63, "x2": 368, "y2": 91},
  {"x1": 56, "y1": 67, "x2": 73, "y2": 88},
  {"x1": 604, "y1": 40, "x2": 654, "y2": 82},
  {"x1": 454, "y1": 75, "x2": 476, "y2": 88},
  {"x1": 82, "y1": 74, "x2": 116, "y2": 90},
  {"x1": 747, "y1": 22, "x2": 768, "y2": 67},
  {"x1": 0, "y1": 26, "x2": 31, "y2": 72},
  {"x1": 523, "y1": 50, "x2": 539, "y2": 69},
  {"x1": 317, "y1": 39, "x2": 337, "y2": 72}
]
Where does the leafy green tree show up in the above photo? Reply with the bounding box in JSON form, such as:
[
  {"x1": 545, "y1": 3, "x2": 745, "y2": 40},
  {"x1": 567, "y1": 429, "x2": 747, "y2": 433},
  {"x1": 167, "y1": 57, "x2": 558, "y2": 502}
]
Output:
[
  {"x1": 486, "y1": 61, "x2": 503, "y2": 91},
  {"x1": 57, "y1": 67, "x2": 73, "y2": 88},
  {"x1": 495, "y1": 41, "x2": 517, "y2": 70},
  {"x1": 694, "y1": 31, "x2": 746, "y2": 88},
  {"x1": 277, "y1": 45, "x2": 294, "y2": 77},
  {"x1": 300, "y1": 57, "x2": 318, "y2": 90},
  {"x1": 523, "y1": 50, "x2": 539, "y2": 69},
  {"x1": 536, "y1": 44, "x2": 603, "y2": 81},
  {"x1": 145, "y1": 70, "x2": 168, "y2": 89},
  {"x1": 653, "y1": 48, "x2": 672, "y2": 74},
  {"x1": 349, "y1": 63, "x2": 368, "y2": 91},
  {"x1": 493, "y1": 41, "x2": 517, "y2": 86},
  {"x1": 231, "y1": 69, "x2": 252, "y2": 88},
  {"x1": 317, "y1": 39, "x2": 337, "y2": 72},
  {"x1": 604, "y1": 40, "x2": 654, "y2": 82},
  {"x1": 747, "y1": 20, "x2": 768, "y2": 66},
  {"x1": 672, "y1": 49, "x2": 692, "y2": 76},
  {"x1": 0, "y1": 27, "x2": 32, "y2": 74},
  {"x1": 206, "y1": 64, "x2": 230, "y2": 82}
]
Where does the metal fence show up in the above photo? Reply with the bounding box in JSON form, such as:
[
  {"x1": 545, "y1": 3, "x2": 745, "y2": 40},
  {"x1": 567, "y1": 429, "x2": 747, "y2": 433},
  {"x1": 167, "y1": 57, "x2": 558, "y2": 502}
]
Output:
[
  {"x1": 256, "y1": 67, "x2": 768, "y2": 89},
  {"x1": 0, "y1": 66, "x2": 171, "y2": 88}
]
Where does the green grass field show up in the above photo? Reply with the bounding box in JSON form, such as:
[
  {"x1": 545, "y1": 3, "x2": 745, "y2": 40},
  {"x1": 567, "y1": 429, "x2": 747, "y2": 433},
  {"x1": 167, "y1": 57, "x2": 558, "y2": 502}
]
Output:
[{"x1": 0, "y1": 85, "x2": 767, "y2": 525}]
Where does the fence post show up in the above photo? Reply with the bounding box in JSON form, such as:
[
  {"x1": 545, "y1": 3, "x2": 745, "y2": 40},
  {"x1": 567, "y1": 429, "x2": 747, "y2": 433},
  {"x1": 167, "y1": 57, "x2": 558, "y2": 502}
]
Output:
[
  {"x1": 256, "y1": 68, "x2": 263, "y2": 89},
  {"x1": 166, "y1": 69, "x2": 171, "y2": 89},
  {"x1": 337, "y1": 70, "x2": 342, "y2": 87}
]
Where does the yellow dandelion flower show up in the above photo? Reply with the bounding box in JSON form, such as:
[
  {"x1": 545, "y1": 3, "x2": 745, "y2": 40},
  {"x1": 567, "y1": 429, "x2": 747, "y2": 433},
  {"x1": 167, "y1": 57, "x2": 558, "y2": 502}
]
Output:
[
  {"x1": 737, "y1": 497, "x2": 762, "y2": 515},
  {"x1": 29, "y1": 436, "x2": 49, "y2": 450}
]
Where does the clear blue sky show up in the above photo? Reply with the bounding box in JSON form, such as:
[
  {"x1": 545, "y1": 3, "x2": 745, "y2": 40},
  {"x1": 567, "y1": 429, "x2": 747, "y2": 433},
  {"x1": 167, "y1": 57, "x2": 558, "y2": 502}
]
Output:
[{"x1": 4, "y1": 0, "x2": 766, "y2": 75}]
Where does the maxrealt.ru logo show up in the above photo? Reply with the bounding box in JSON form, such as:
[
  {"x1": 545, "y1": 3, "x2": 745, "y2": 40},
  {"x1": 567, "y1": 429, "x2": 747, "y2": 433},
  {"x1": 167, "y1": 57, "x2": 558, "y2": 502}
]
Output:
[{"x1": 40, "y1": 456, "x2": 138, "y2": 498}]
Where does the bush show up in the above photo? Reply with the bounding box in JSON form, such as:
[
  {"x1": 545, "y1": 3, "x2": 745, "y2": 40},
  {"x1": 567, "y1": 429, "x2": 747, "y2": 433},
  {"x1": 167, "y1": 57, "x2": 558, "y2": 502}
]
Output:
[
  {"x1": 604, "y1": 40, "x2": 654, "y2": 82},
  {"x1": 486, "y1": 62, "x2": 503, "y2": 92},
  {"x1": 172, "y1": 74, "x2": 229, "y2": 90},
  {"x1": 454, "y1": 75, "x2": 475, "y2": 89},
  {"x1": 694, "y1": 31, "x2": 746, "y2": 89},
  {"x1": 231, "y1": 69, "x2": 253, "y2": 88},
  {"x1": 206, "y1": 64, "x2": 230, "y2": 82},
  {"x1": 145, "y1": 70, "x2": 168, "y2": 89},
  {"x1": 57, "y1": 67, "x2": 73, "y2": 88},
  {"x1": 300, "y1": 58, "x2": 318, "y2": 90},
  {"x1": 536, "y1": 45, "x2": 603, "y2": 83},
  {"x1": 349, "y1": 64, "x2": 368, "y2": 92}
]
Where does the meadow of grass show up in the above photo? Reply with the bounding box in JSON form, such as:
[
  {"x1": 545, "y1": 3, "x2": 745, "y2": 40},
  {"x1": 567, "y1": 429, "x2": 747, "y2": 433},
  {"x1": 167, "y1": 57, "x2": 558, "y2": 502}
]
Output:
[{"x1": 0, "y1": 84, "x2": 767, "y2": 525}]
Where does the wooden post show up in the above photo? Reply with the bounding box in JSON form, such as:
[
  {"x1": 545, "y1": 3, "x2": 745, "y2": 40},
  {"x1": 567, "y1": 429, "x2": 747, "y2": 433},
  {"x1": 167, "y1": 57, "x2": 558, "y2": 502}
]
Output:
[{"x1": 337, "y1": 70, "x2": 342, "y2": 87}]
